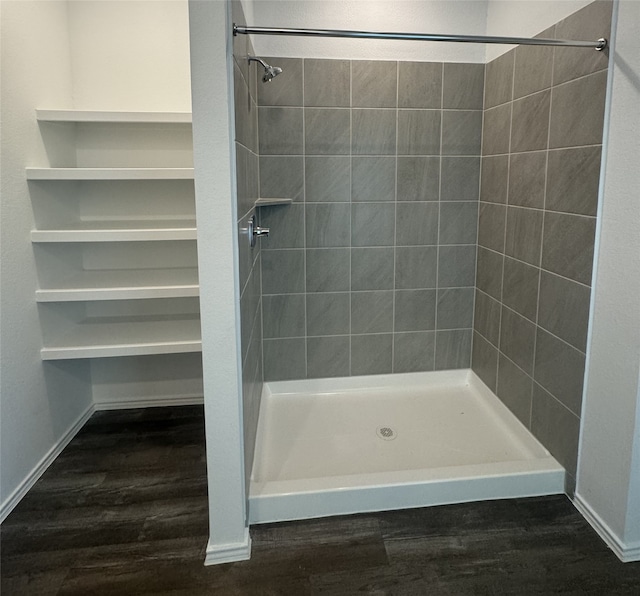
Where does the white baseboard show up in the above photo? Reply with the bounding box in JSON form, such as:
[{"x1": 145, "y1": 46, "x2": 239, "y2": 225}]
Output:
[
  {"x1": 0, "y1": 403, "x2": 95, "y2": 523},
  {"x1": 94, "y1": 394, "x2": 204, "y2": 410},
  {"x1": 204, "y1": 528, "x2": 251, "y2": 565},
  {"x1": 573, "y1": 493, "x2": 640, "y2": 563}
]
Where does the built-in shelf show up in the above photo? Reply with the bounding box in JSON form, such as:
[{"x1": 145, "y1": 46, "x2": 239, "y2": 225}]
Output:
[
  {"x1": 41, "y1": 318, "x2": 202, "y2": 360},
  {"x1": 36, "y1": 268, "x2": 199, "y2": 302},
  {"x1": 254, "y1": 198, "x2": 293, "y2": 207},
  {"x1": 36, "y1": 109, "x2": 192, "y2": 123},
  {"x1": 26, "y1": 167, "x2": 195, "y2": 181},
  {"x1": 31, "y1": 221, "x2": 197, "y2": 242}
]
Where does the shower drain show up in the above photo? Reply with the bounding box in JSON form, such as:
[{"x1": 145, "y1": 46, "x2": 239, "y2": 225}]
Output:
[{"x1": 376, "y1": 426, "x2": 397, "y2": 441}]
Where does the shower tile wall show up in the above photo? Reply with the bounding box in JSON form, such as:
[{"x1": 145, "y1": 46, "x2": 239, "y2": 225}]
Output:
[
  {"x1": 258, "y1": 59, "x2": 483, "y2": 381},
  {"x1": 472, "y1": 0, "x2": 611, "y2": 484},
  {"x1": 232, "y1": 0, "x2": 263, "y2": 488}
]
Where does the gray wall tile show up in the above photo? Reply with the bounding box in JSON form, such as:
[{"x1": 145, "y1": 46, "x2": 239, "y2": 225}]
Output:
[
  {"x1": 306, "y1": 203, "x2": 351, "y2": 248},
  {"x1": 440, "y1": 157, "x2": 481, "y2": 201},
  {"x1": 257, "y1": 57, "x2": 302, "y2": 106},
  {"x1": 306, "y1": 248, "x2": 350, "y2": 292},
  {"x1": 305, "y1": 108, "x2": 350, "y2": 155},
  {"x1": 480, "y1": 156, "x2": 508, "y2": 203},
  {"x1": 305, "y1": 156, "x2": 350, "y2": 203},
  {"x1": 482, "y1": 104, "x2": 511, "y2": 156},
  {"x1": 442, "y1": 110, "x2": 482, "y2": 155},
  {"x1": 262, "y1": 249, "x2": 304, "y2": 294},
  {"x1": 351, "y1": 291, "x2": 394, "y2": 334},
  {"x1": 546, "y1": 147, "x2": 601, "y2": 216},
  {"x1": 497, "y1": 355, "x2": 533, "y2": 427},
  {"x1": 351, "y1": 334, "x2": 392, "y2": 375},
  {"x1": 474, "y1": 289, "x2": 501, "y2": 346},
  {"x1": 510, "y1": 90, "x2": 550, "y2": 153},
  {"x1": 259, "y1": 204, "x2": 304, "y2": 249},
  {"x1": 397, "y1": 157, "x2": 440, "y2": 201},
  {"x1": 502, "y1": 257, "x2": 540, "y2": 322},
  {"x1": 398, "y1": 110, "x2": 441, "y2": 155},
  {"x1": 353, "y1": 109, "x2": 397, "y2": 155},
  {"x1": 396, "y1": 202, "x2": 439, "y2": 245},
  {"x1": 304, "y1": 59, "x2": 350, "y2": 107},
  {"x1": 553, "y1": 0, "x2": 612, "y2": 85},
  {"x1": 260, "y1": 155, "x2": 304, "y2": 202},
  {"x1": 398, "y1": 62, "x2": 442, "y2": 109},
  {"x1": 351, "y1": 247, "x2": 394, "y2": 291},
  {"x1": 534, "y1": 328, "x2": 585, "y2": 416},
  {"x1": 437, "y1": 288, "x2": 474, "y2": 330},
  {"x1": 307, "y1": 293, "x2": 350, "y2": 336},
  {"x1": 352, "y1": 157, "x2": 396, "y2": 202},
  {"x1": 472, "y1": 332, "x2": 499, "y2": 391},
  {"x1": 435, "y1": 329, "x2": 472, "y2": 370},
  {"x1": 263, "y1": 338, "x2": 306, "y2": 381},
  {"x1": 262, "y1": 294, "x2": 305, "y2": 338},
  {"x1": 478, "y1": 202, "x2": 506, "y2": 252},
  {"x1": 500, "y1": 306, "x2": 536, "y2": 375},
  {"x1": 443, "y1": 63, "x2": 485, "y2": 109},
  {"x1": 541, "y1": 212, "x2": 596, "y2": 284},
  {"x1": 538, "y1": 271, "x2": 590, "y2": 351},
  {"x1": 395, "y1": 246, "x2": 438, "y2": 290},
  {"x1": 531, "y1": 382, "x2": 580, "y2": 477},
  {"x1": 307, "y1": 336, "x2": 350, "y2": 378},
  {"x1": 484, "y1": 50, "x2": 514, "y2": 109},
  {"x1": 352, "y1": 60, "x2": 397, "y2": 108},
  {"x1": 476, "y1": 247, "x2": 503, "y2": 300},
  {"x1": 438, "y1": 245, "x2": 477, "y2": 288},
  {"x1": 513, "y1": 40, "x2": 553, "y2": 99},
  {"x1": 395, "y1": 289, "x2": 437, "y2": 331},
  {"x1": 439, "y1": 202, "x2": 479, "y2": 245},
  {"x1": 508, "y1": 151, "x2": 546, "y2": 209},
  {"x1": 549, "y1": 71, "x2": 607, "y2": 149},
  {"x1": 352, "y1": 203, "x2": 395, "y2": 247},
  {"x1": 393, "y1": 331, "x2": 436, "y2": 373},
  {"x1": 505, "y1": 207, "x2": 543, "y2": 266},
  {"x1": 258, "y1": 107, "x2": 303, "y2": 154}
]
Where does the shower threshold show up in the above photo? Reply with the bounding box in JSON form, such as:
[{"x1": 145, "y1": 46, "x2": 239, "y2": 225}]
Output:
[{"x1": 248, "y1": 369, "x2": 564, "y2": 524}]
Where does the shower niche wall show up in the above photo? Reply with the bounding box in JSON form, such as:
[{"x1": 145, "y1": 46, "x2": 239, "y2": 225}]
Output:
[{"x1": 233, "y1": 0, "x2": 611, "y2": 523}]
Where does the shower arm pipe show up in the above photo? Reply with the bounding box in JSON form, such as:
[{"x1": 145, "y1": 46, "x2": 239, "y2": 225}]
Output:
[{"x1": 233, "y1": 24, "x2": 607, "y2": 51}]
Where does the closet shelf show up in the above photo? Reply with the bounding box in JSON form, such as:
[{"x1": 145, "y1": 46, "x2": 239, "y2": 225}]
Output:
[
  {"x1": 31, "y1": 220, "x2": 197, "y2": 242},
  {"x1": 26, "y1": 167, "x2": 195, "y2": 181},
  {"x1": 36, "y1": 268, "x2": 200, "y2": 302},
  {"x1": 36, "y1": 109, "x2": 192, "y2": 123},
  {"x1": 254, "y1": 198, "x2": 293, "y2": 207},
  {"x1": 41, "y1": 318, "x2": 202, "y2": 360}
]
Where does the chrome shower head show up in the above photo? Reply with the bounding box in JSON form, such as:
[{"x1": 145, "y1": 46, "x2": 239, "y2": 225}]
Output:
[{"x1": 248, "y1": 56, "x2": 283, "y2": 83}]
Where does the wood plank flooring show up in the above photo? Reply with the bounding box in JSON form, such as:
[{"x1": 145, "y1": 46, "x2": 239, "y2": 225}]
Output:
[{"x1": 2, "y1": 406, "x2": 640, "y2": 595}]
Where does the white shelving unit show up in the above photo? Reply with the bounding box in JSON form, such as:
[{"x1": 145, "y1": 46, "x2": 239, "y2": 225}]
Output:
[{"x1": 30, "y1": 109, "x2": 203, "y2": 407}]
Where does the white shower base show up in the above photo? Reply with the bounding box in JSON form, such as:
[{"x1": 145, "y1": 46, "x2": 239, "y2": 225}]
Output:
[{"x1": 248, "y1": 369, "x2": 564, "y2": 524}]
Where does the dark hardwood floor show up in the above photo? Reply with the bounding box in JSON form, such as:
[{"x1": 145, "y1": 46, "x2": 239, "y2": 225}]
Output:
[{"x1": 2, "y1": 406, "x2": 640, "y2": 595}]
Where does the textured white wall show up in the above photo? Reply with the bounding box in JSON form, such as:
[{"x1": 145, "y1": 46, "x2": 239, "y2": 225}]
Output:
[
  {"x1": 67, "y1": 0, "x2": 192, "y2": 110},
  {"x1": 244, "y1": 0, "x2": 489, "y2": 62},
  {"x1": 577, "y1": 0, "x2": 640, "y2": 558},
  {"x1": 0, "y1": 0, "x2": 93, "y2": 518}
]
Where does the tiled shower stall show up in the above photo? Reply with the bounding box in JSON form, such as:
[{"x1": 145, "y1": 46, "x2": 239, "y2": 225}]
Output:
[{"x1": 233, "y1": 0, "x2": 611, "y2": 489}]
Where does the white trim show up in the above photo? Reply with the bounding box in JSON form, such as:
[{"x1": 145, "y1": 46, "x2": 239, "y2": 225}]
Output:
[
  {"x1": 0, "y1": 403, "x2": 95, "y2": 523},
  {"x1": 94, "y1": 395, "x2": 204, "y2": 410},
  {"x1": 573, "y1": 494, "x2": 640, "y2": 563},
  {"x1": 204, "y1": 529, "x2": 251, "y2": 565}
]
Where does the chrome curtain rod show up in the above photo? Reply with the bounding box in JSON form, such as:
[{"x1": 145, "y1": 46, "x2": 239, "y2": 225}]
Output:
[{"x1": 233, "y1": 24, "x2": 607, "y2": 51}]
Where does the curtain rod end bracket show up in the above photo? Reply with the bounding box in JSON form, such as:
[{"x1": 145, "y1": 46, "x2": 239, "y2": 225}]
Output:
[{"x1": 596, "y1": 38, "x2": 608, "y2": 51}]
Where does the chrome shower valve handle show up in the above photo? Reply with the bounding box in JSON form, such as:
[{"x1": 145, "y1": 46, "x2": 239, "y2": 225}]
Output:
[{"x1": 248, "y1": 215, "x2": 269, "y2": 248}]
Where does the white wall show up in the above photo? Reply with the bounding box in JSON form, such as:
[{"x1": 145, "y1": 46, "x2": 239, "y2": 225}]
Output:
[
  {"x1": 67, "y1": 0, "x2": 191, "y2": 111},
  {"x1": 245, "y1": 0, "x2": 489, "y2": 62},
  {"x1": 0, "y1": 0, "x2": 93, "y2": 519},
  {"x1": 577, "y1": 0, "x2": 640, "y2": 561}
]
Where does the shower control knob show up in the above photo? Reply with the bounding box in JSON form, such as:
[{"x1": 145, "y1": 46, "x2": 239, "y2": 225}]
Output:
[{"x1": 248, "y1": 215, "x2": 269, "y2": 248}]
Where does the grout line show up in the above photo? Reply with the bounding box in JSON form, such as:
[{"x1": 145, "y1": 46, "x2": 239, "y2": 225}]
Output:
[
  {"x1": 391, "y1": 59, "x2": 400, "y2": 373},
  {"x1": 301, "y1": 58, "x2": 308, "y2": 380},
  {"x1": 348, "y1": 59, "x2": 353, "y2": 377}
]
